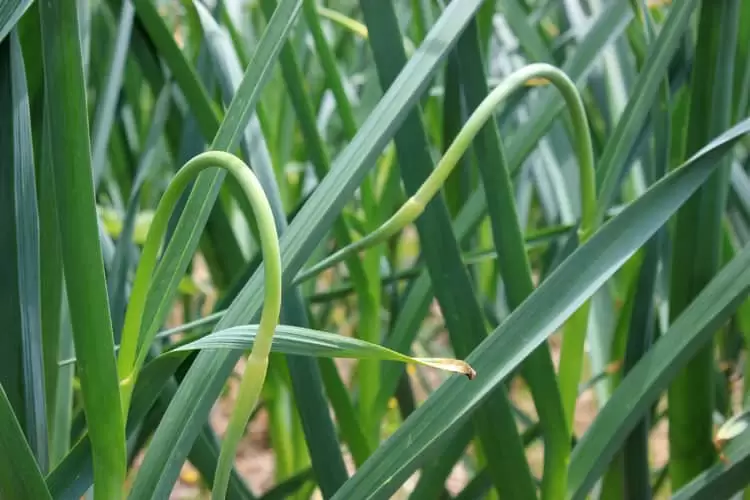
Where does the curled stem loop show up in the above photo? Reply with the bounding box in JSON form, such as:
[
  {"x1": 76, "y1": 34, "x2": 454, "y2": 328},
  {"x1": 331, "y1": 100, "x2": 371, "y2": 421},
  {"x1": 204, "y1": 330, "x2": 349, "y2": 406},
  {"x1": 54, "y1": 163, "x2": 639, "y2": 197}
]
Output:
[
  {"x1": 115, "y1": 151, "x2": 281, "y2": 499},
  {"x1": 296, "y1": 63, "x2": 596, "y2": 285}
]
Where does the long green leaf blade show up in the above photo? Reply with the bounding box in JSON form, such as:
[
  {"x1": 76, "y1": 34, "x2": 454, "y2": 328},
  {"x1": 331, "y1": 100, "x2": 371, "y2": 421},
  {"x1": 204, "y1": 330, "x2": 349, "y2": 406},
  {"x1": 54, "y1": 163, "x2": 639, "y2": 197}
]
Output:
[
  {"x1": 568, "y1": 231, "x2": 750, "y2": 499},
  {"x1": 7, "y1": 26, "x2": 47, "y2": 471},
  {"x1": 38, "y1": 0, "x2": 126, "y2": 495},
  {"x1": 0, "y1": 0, "x2": 32, "y2": 44},
  {"x1": 330, "y1": 118, "x2": 750, "y2": 500},
  {"x1": 455, "y1": 16, "x2": 568, "y2": 500},
  {"x1": 90, "y1": 0, "x2": 135, "y2": 187},
  {"x1": 0, "y1": 24, "x2": 25, "y2": 453},
  {"x1": 172, "y1": 325, "x2": 473, "y2": 376},
  {"x1": 129, "y1": 0, "x2": 219, "y2": 141},
  {"x1": 595, "y1": 0, "x2": 699, "y2": 219},
  {"x1": 0, "y1": 384, "x2": 51, "y2": 499},
  {"x1": 667, "y1": 0, "x2": 740, "y2": 488},
  {"x1": 360, "y1": 1, "x2": 535, "y2": 497}
]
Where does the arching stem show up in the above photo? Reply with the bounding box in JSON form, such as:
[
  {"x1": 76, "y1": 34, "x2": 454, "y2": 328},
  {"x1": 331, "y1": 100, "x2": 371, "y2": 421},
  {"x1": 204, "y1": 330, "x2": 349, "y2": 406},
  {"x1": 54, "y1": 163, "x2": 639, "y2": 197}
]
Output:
[
  {"x1": 115, "y1": 151, "x2": 282, "y2": 500},
  {"x1": 294, "y1": 62, "x2": 597, "y2": 285},
  {"x1": 294, "y1": 62, "x2": 597, "y2": 436}
]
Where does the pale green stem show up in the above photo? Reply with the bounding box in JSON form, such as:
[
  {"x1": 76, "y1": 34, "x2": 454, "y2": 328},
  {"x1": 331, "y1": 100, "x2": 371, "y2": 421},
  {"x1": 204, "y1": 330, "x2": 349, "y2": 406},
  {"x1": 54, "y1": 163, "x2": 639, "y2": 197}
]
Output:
[
  {"x1": 113, "y1": 151, "x2": 281, "y2": 500},
  {"x1": 295, "y1": 62, "x2": 597, "y2": 442},
  {"x1": 558, "y1": 301, "x2": 594, "y2": 431},
  {"x1": 294, "y1": 62, "x2": 596, "y2": 285}
]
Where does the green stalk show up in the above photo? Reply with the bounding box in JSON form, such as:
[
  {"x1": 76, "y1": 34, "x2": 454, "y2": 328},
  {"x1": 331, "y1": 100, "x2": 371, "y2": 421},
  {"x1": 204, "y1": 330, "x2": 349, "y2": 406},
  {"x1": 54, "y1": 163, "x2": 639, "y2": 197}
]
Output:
[
  {"x1": 38, "y1": 1, "x2": 126, "y2": 496},
  {"x1": 115, "y1": 151, "x2": 281, "y2": 500},
  {"x1": 116, "y1": 150, "x2": 280, "y2": 406},
  {"x1": 295, "y1": 63, "x2": 596, "y2": 290},
  {"x1": 454, "y1": 21, "x2": 569, "y2": 500},
  {"x1": 302, "y1": 0, "x2": 358, "y2": 138},
  {"x1": 668, "y1": 0, "x2": 740, "y2": 488}
]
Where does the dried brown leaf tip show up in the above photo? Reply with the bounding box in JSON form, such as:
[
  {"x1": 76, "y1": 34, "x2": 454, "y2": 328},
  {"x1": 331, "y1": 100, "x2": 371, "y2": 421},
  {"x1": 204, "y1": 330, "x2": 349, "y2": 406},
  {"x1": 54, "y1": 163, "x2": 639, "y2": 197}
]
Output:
[{"x1": 416, "y1": 358, "x2": 477, "y2": 380}]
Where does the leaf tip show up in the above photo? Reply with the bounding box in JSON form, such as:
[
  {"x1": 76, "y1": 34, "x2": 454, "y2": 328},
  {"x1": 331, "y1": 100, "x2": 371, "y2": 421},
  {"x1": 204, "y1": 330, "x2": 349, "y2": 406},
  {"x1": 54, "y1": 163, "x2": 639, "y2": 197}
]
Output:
[{"x1": 415, "y1": 358, "x2": 476, "y2": 380}]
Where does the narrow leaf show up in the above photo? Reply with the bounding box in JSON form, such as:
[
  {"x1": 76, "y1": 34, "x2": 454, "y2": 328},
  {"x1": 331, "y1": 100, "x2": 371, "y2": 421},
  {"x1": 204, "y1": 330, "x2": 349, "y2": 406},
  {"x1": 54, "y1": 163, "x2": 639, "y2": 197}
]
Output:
[
  {"x1": 0, "y1": 0, "x2": 32, "y2": 44},
  {"x1": 568, "y1": 234, "x2": 750, "y2": 499},
  {"x1": 8, "y1": 27, "x2": 47, "y2": 471},
  {"x1": 38, "y1": 0, "x2": 126, "y2": 494},
  {"x1": 0, "y1": 385, "x2": 51, "y2": 499},
  {"x1": 131, "y1": 1, "x2": 504, "y2": 498},
  {"x1": 172, "y1": 325, "x2": 475, "y2": 378},
  {"x1": 330, "y1": 119, "x2": 750, "y2": 500}
]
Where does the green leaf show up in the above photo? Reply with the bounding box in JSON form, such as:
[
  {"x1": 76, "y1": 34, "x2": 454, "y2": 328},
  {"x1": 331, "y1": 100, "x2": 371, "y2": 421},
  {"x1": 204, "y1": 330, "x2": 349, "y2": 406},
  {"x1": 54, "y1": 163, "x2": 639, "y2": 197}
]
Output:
[
  {"x1": 259, "y1": 468, "x2": 314, "y2": 500},
  {"x1": 49, "y1": 290, "x2": 74, "y2": 468},
  {"x1": 128, "y1": 0, "x2": 246, "y2": 293},
  {"x1": 454, "y1": 469, "x2": 491, "y2": 500},
  {"x1": 0, "y1": 384, "x2": 51, "y2": 499},
  {"x1": 46, "y1": 352, "x2": 188, "y2": 499},
  {"x1": 257, "y1": 0, "x2": 377, "y2": 459},
  {"x1": 359, "y1": 1, "x2": 535, "y2": 497},
  {"x1": 568, "y1": 225, "x2": 750, "y2": 499},
  {"x1": 619, "y1": 229, "x2": 662, "y2": 499},
  {"x1": 617, "y1": 6, "x2": 672, "y2": 495},
  {"x1": 192, "y1": 1, "x2": 284, "y2": 226},
  {"x1": 671, "y1": 407, "x2": 750, "y2": 499},
  {"x1": 172, "y1": 325, "x2": 475, "y2": 377},
  {"x1": 130, "y1": 0, "x2": 506, "y2": 497},
  {"x1": 667, "y1": 0, "x2": 741, "y2": 488},
  {"x1": 90, "y1": 0, "x2": 135, "y2": 188},
  {"x1": 129, "y1": 0, "x2": 220, "y2": 141},
  {"x1": 0, "y1": 0, "x2": 32, "y2": 44},
  {"x1": 294, "y1": 0, "x2": 384, "y2": 448},
  {"x1": 38, "y1": 97, "x2": 65, "y2": 467},
  {"x1": 733, "y1": 0, "x2": 750, "y2": 121},
  {"x1": 330, "y1": 118, "x2": 750, "y2": 500},
  {"x1": 374, "y1": 272, "x2": 433, "y2": 415},
  {"x1": 0, "y1": 25, "x2": 26, "y2": 452},
  {"x1": 409, "y1": 423, "x2": 474, "y2": 499},
  {"x1": 5, "y1": 26, "x2": 47, "y2": 471},
  {"x1": 38, "y1": 0, "x2": 126, "y2": 495},
  {"x1": 108, "y1": 86, "x2": 172, "y2": 340},
  {"x1": 193, "y1": 0, "x2": 353, "y2": 488},
  {"x1": 455, "y1": 17, "x2": 568, "y2": 500},
  {"x1": 595, "y1": 0, "x2": 699, "y2": 219},
  {"x1": 499, "y1": 0, "x2": 553, "y2": 63}
]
